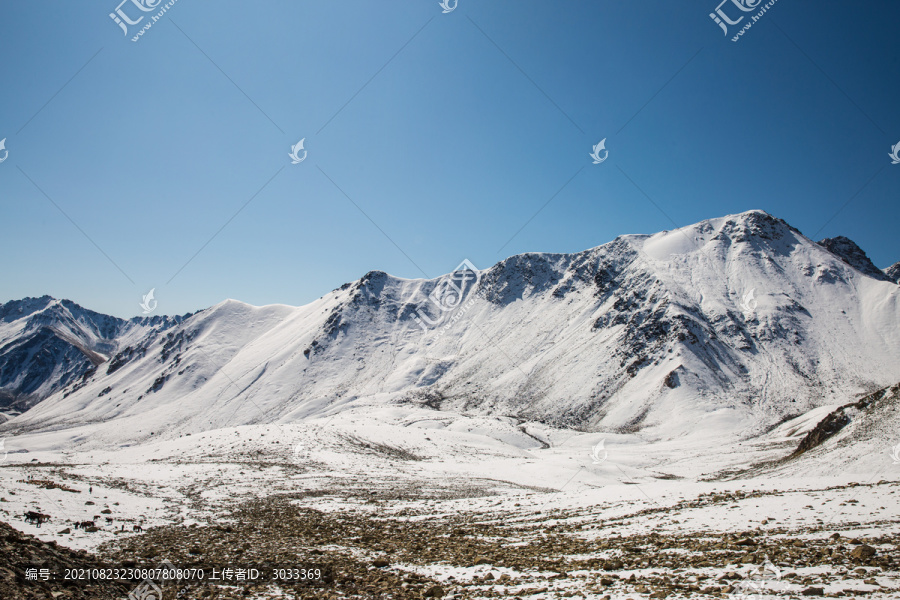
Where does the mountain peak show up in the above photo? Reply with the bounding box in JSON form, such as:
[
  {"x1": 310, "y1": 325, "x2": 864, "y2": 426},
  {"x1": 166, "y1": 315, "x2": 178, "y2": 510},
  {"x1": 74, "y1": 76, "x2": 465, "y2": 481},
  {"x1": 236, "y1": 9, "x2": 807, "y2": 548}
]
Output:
[
  {"x1": 817, "y1": 236, "x2": 891, "y2": 281},
  {"x1": 885, "y1": 262, "x2": 900, "y2": 284},
  {"x1": 723, "y1": 209, "x2": 799, "y2": 239},
  {"x1": 0, "y1": 296, "x2": 56, "y2": 323}
]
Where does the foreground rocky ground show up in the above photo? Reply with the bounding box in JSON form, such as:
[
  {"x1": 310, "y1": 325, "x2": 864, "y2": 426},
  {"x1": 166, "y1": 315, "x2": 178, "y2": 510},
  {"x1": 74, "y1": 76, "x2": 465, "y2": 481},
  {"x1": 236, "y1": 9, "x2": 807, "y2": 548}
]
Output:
[
  {"x1": 0, "y1": 520, "x2": 131, "y2": 600},
  {"x1": 2, "y1": 412, "x2": 899, "y2": 599},
  {"x1": 4, "y1": 479, "x2": 897, "y2": 600}
]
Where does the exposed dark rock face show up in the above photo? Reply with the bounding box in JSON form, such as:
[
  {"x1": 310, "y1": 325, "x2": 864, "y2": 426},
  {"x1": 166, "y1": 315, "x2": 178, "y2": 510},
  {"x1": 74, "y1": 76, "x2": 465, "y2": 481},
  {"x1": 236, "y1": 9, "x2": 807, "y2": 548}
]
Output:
[
  {"x1": 791, "y1": 384, "x2": 898, "y2": 456},
  {"x1": 818, "y1": 237, "x2": 892, "y2": 282},
  {"x1": 0, "y1": 326, "x2": 95, "y2": 412},
  {"x1": 884, "y1": 262, "x2": 900, "y2": 284}
]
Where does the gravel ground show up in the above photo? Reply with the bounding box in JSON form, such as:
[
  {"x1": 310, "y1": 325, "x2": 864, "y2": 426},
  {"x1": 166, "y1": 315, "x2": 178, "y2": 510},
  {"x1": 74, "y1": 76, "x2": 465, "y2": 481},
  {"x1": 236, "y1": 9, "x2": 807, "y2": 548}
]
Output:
[{"x1": 78, "y1": 483, "x2": 900, "y2": 599}]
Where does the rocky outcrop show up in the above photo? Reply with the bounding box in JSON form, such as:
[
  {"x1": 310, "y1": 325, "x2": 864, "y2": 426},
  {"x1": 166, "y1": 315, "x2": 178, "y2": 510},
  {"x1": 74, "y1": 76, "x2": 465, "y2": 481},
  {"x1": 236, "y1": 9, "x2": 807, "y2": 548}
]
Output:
[{"x1": 818, "y1": 236, "x2": 892, "y2": 282}]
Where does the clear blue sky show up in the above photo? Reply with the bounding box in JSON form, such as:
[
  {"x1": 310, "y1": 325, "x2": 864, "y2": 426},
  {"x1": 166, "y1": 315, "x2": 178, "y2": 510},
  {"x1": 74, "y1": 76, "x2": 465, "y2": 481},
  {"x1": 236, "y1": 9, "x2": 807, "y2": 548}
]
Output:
[{"x1": 1, "y1": 0, "x2": 898, "y2": 317}]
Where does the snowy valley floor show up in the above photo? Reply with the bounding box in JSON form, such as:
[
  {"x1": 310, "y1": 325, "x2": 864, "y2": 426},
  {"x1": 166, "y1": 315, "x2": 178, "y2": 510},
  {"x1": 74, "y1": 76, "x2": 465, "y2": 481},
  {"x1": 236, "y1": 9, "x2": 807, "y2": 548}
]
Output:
[{"x1": 0, "y1": 408, "x2": 899, "y2": 599}]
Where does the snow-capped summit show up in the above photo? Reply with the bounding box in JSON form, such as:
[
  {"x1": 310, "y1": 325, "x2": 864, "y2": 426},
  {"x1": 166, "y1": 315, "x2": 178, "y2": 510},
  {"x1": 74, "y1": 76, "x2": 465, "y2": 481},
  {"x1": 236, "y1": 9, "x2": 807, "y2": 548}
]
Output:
[{"x1": 2, "y1": 211, "x2": 898, "y2": 446}]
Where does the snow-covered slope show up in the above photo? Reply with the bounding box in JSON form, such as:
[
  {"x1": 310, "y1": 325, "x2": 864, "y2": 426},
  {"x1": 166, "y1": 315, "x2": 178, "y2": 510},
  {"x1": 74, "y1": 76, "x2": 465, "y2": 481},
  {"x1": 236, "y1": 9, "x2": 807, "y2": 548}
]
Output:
[{"x1": 2, "y1": 211, "x2": 899, "y2": 448}]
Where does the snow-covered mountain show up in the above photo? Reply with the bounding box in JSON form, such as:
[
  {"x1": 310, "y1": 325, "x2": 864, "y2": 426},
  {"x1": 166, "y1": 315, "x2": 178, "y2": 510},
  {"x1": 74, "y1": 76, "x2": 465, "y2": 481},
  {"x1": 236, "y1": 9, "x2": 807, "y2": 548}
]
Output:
[
  {"x1": 0, "y1": 297, "x2": 186, "y2": 420},
  {"x1": 2, "y1": 211, "x2": 898, "y2": 446}
]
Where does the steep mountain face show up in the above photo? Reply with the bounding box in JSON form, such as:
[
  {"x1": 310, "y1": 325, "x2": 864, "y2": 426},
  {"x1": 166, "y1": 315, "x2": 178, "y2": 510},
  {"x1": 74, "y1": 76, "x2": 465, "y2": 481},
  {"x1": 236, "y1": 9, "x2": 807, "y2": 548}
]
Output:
[
  {"x1": 759, "y1": 381, "x2": 900, "y2": 477},
  {"x1": 0, "y1": 297, "x2": 185, "y2": 418},
  {"x1": 2, "y1": 211, "x2": 899, "y2": 446},
  {"x1": 818, "y1": 236, "x2": 893, "y2": 282},
  {"x1": 791, "y1": 382, "x2": 899, "y2": 458},
  {"x1": 885, "y1": 262, "x2": 900, "y2": 284}
]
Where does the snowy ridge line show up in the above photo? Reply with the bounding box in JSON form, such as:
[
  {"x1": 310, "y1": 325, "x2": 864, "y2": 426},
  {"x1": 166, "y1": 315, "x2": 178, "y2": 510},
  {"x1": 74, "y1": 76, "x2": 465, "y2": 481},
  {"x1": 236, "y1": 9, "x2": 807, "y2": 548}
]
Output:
[{"x1": 0, "y1": 210, "x2": 897, "y2": 450}]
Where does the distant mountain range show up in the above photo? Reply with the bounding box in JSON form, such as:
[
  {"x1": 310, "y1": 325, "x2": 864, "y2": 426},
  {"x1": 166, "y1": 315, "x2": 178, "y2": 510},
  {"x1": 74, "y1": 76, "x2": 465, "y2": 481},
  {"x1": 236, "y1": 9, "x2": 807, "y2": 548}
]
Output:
[
  {"x1": 0, "y1": 298, "x2": 187, "y2": 417},
  {"x1": 1, "y1": 211, "x2": 898, "y2": 446}
]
